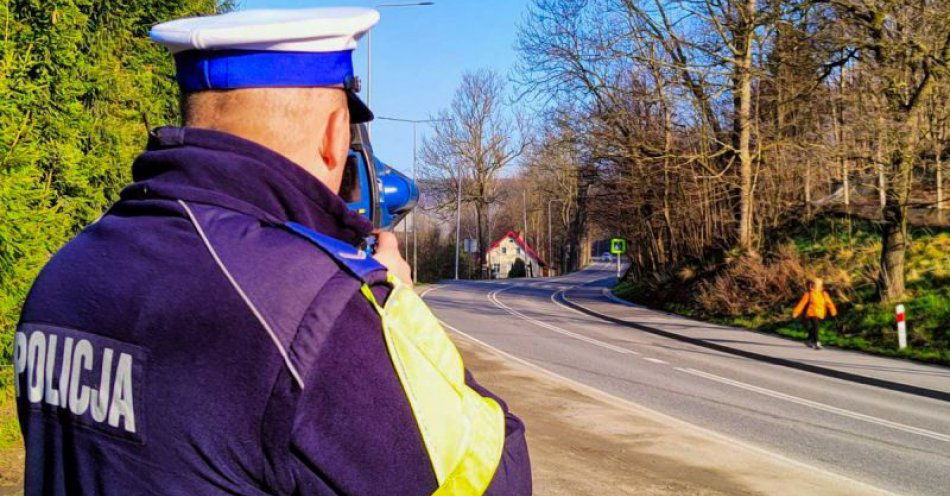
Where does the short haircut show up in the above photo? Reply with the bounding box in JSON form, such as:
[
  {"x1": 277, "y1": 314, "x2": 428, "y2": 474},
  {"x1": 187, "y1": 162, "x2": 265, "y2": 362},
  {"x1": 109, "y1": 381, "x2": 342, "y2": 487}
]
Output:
[{"x1": 181, "y1": 87, "x2": 346, "y2": 129}]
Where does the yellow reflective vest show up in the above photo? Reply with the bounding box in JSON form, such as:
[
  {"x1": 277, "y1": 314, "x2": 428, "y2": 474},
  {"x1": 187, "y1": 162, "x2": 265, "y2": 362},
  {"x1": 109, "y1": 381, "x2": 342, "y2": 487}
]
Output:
[
  {"x1": 287, "y1": 222, "x2": 505, "y2": 495},
  {"x1": 362, "y1": 278, "x2": 505, "y2": 494}
]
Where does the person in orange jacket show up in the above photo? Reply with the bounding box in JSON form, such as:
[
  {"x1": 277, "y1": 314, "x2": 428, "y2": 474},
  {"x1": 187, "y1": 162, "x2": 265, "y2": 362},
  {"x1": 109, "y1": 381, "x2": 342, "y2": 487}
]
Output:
[{"x1": 792, "y1": 278, "x2": 838, "y2": 349}]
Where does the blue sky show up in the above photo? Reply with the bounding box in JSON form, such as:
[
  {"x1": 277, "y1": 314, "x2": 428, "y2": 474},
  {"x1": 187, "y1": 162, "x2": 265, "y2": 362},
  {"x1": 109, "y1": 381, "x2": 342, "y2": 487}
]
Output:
[{"x1": 238, "y1": 0, "x2": 531, "y2": 176}]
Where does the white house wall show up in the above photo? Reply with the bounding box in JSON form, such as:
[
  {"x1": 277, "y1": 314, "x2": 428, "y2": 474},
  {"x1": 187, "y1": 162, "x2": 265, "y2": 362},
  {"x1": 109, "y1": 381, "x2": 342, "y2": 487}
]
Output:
[{"x1": 487, "y1": 236, "x2": 542, "y2": 279}]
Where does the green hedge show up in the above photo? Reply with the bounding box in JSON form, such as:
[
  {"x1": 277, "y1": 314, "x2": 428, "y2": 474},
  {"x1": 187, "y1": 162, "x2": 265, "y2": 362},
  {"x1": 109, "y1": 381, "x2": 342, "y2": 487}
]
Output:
[{"x1": 0, "y1": 1, "x2": 222, "y2": 364}]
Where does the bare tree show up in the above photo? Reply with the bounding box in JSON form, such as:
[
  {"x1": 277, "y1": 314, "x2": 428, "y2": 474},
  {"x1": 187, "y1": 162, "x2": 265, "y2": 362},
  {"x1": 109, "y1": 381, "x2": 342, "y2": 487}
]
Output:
[
  {"x1": 505, "y1": 0, "x2": 947, "y2": 307},
  {"x1": 420, "y1": 69, "x2": 527, "y2": 274},
  {"x1": 518, "y1": 0, "x2": 779, "y2": 252}
]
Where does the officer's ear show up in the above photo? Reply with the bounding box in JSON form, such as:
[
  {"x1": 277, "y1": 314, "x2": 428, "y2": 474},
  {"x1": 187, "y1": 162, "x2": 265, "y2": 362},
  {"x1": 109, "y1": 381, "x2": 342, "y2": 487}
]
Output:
[{"x1": 320, "y1": 102, "x2": 351, "y2": 193}]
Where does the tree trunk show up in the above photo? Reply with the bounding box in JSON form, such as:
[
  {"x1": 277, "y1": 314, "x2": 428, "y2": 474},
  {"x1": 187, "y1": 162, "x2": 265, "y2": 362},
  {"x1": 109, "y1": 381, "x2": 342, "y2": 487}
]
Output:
[
  {"x1": 877, "y1": 146, "x2": 914, "y2": 302},
  {"x1": 937, "y1": 137, "x2": 945, "y2": 211},
  {"x1": 662, "y1": 105, "x2": 677, "y2": 261},
  {"x1": 735, "y1": 0, "x2": 756, "y2": 251},
  {"x1": 476, "y1": 203, "x2": 488, "y2": 279},
  {"x1": 567, "y1": 178, "x2": 592, "y2": 272},
  {"x1": 876, "y1": 118, "x2": 887, "y2": 209},
  {"x1": 877, "y1": 199, "x2": 907, "y2": 301},
  {"x1": 804, "y1": 160, "x2": 812, "y2": 217},
  {"x1": 842, "y1": 159, "x2": 851, "y2": 207},
  {"x1": 832, "y1": 83, "x2": 850, "y2": 207}
]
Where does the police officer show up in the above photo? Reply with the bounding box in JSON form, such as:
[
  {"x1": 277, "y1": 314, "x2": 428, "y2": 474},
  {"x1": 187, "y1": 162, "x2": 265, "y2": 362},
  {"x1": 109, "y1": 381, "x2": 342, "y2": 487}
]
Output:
[{"x1": 14, "y1": 7, "x2": 530, "y2": 495}]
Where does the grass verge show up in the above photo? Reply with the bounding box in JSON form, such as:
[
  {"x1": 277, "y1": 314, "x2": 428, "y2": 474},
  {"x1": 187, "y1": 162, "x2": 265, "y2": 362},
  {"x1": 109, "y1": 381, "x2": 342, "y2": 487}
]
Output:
[{"x1": 614, "y1": 217, "x2": 950, "y2": 366}]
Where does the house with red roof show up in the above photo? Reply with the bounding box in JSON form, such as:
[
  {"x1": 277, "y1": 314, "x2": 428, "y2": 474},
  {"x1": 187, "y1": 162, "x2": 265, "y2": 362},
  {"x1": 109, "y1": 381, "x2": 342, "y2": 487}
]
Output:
[{"x1": 486, "y1": 231, "x2": 546, "y2": 279}]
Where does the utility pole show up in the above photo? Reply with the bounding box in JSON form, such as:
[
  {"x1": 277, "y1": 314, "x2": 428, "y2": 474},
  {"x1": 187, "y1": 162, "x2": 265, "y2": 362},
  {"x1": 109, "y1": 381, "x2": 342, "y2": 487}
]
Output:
[
  {"x1": 548, "y1": 199, "x2": 562, "y2": 275},
  {"x1": 523, "y1": 190, "x2": 529, "y2": 276},
  {"x1": 377, "y1": 116, "x2": 448, "y2": 283},
  {"x1": 617, "y1": 250, "x2": 621, "y2": 279},
  {"x1": 454, "y1": 169, "x2": 462, "y2": 280},
  {"x1": 403, "y1": 205, "x2": 409, "y2": 260},
  {"x1": 366, "y1": 28, "x2": 371, "y2": 113},
  {"x1": 522, "y1": 190, "x2": 528, "y2": 243},
  {"x1": 412, "y1": 122, "x2": 417, "y2": 281}
]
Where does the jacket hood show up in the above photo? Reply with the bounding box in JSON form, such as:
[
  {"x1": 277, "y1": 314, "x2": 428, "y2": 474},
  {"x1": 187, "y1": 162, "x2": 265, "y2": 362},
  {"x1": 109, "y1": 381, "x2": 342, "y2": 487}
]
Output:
[{"x1": 123, "y1": 126, "x2": 372, "y2": 246}]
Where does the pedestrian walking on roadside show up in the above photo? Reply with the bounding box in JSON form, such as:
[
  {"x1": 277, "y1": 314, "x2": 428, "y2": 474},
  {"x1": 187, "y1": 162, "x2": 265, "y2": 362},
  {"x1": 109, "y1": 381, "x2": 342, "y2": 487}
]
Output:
[{"x1": 792, "y1": 278, "x2": 838, "y2": 350}]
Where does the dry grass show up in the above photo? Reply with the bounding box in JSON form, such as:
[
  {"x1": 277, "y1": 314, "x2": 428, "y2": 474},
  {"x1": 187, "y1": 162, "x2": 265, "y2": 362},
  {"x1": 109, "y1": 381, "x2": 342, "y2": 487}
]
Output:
[{"x1": 695, "y1": 245, "x2": 808, "y2": 316}]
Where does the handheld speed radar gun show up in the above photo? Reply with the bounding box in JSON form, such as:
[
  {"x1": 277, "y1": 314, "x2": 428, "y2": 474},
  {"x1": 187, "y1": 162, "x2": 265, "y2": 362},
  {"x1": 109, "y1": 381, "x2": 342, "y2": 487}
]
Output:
[{"x1": 342, "y1": 123, "x2": 420, "y2": 231}]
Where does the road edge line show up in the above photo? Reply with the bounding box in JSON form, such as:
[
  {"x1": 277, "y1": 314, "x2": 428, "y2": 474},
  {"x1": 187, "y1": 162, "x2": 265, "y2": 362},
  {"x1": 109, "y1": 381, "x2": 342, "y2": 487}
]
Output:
[
  {"x1": 676, "y1": 367, "x2": 950, "y2": 443},
  {"x1": 556, "y1": 289, "x2": 950, "y2": 403}
]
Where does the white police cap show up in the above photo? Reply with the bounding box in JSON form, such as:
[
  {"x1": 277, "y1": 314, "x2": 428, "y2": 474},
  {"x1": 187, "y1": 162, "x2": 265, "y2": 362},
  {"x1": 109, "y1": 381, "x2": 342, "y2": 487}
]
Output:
[{"x1": 150, "y1": 8, "x2": 379, "y2": 122}]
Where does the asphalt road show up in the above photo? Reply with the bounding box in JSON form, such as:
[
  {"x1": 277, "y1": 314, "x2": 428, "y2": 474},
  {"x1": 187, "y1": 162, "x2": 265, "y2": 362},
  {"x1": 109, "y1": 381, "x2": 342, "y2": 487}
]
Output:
[{"x1": 422, "y1": 263, "x2": 950, "y2": 496}]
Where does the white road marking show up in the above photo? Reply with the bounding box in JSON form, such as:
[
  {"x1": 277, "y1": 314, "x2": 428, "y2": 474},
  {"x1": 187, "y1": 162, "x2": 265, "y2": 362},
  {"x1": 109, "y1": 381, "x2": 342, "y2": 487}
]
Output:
[
  {"x1": 436, "y1": 272, "x2": 950, "y2": 448},
  {"x1": 550, "y1": 288, "x2": 601, "y2": 318},
  {"x1": 440, "y1": 320, "x2": 898, "y2": 496},
  {"x1": 418, "y1": 285, "x2": 442, "y2": 298},
  {"x1": 487, "y1": 286, "x2": 639, "y2": 355},
  {"x1": 676, "y1": 367, "x2": 950, "y2": 444}
]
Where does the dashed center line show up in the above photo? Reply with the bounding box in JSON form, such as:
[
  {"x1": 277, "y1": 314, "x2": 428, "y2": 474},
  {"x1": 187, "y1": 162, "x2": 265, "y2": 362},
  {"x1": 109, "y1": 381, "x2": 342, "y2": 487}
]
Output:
[{"x1": 643, "y1": 357, "x2": 668, "y2": 364}]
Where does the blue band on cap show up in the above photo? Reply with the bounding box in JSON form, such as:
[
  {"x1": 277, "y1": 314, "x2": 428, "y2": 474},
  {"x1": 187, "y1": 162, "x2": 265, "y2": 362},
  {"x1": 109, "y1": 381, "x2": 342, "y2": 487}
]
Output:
[{"x1": 174, "y1": 49, "x2": 354, "y2": 91}]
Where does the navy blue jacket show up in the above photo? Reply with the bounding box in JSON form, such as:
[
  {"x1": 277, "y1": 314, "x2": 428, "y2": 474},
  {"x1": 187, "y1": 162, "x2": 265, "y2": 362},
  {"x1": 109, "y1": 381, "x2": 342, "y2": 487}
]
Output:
[{"x1": 15, "y1": 127, "x2": 531, "y2": 495}]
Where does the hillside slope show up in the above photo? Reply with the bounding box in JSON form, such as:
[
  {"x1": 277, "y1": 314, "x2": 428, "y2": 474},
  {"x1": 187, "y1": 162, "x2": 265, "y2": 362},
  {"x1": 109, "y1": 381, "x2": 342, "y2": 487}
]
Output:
[{"x1": 615, "y1": 217, "x2": 950, "y2": 365}]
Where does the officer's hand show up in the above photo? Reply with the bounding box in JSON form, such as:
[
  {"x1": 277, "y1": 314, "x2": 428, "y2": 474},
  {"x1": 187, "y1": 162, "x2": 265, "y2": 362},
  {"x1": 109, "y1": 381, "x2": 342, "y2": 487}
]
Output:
[{"x1": 373, "y1": 231, "x2": 413, "y2": 288}]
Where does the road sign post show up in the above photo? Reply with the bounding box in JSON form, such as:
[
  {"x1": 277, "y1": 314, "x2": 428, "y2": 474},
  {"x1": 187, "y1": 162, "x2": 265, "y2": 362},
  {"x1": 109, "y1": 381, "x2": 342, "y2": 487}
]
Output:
[
  {"x1": 610, "y1": 238, "x2": 626, "y2": 279},
  {"x1": 896, "y1": 304, "x2": 907, "y2": 349}
]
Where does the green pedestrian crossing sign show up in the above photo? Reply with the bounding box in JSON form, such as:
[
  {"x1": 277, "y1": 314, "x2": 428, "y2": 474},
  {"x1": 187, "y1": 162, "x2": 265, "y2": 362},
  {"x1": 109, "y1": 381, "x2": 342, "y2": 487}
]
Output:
[{"x1": 610, "y1": 238, "x2": 626, "y2": 254}]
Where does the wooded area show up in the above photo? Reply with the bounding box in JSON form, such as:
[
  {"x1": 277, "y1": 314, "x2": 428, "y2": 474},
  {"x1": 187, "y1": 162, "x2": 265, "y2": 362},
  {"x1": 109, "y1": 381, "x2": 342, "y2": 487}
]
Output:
[
  {"x1": 420, "y1": 0, "x2": 947, "y2": 292},
  {"x1": 507, "y1": 0, "x2": 947, "y2": 297},
  {"x1": 413, "y1": 0, "x2": 948, "y2": 359}
]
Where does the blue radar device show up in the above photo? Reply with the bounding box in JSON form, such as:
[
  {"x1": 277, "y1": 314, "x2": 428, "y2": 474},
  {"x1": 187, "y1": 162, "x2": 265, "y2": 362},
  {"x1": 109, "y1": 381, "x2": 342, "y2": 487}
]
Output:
[{"x1": 342, "y1": 123, "x2": 419, "y2": 231}]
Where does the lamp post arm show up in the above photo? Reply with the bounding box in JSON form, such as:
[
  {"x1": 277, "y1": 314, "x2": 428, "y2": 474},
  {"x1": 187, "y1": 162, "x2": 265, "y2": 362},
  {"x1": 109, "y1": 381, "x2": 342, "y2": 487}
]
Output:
[
  {"x1": 367, "y1": 2, "x2": 436, "y2": 131},
  {"x1": 375, "y1": 116, "x2": 451, "y2": 281}
]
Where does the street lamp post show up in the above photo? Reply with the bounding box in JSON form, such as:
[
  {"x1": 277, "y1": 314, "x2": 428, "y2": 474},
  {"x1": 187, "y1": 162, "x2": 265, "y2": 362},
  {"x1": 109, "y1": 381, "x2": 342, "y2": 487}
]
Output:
[
  {"x1": 548, "y1": 199, "x2": 563, "y2": 276},
  {"x1": 367, "y1": 2, "x2": 435, "y2": 130},
  {"x1": 377, "y1": 116, "x2": 448, "y2": 284},
  {"x1": 455, "y1": 166, "x2": 462, "y2": 280},
  {"x1": 522, "y1": 190, "x2": 531, "y2": 278}
]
